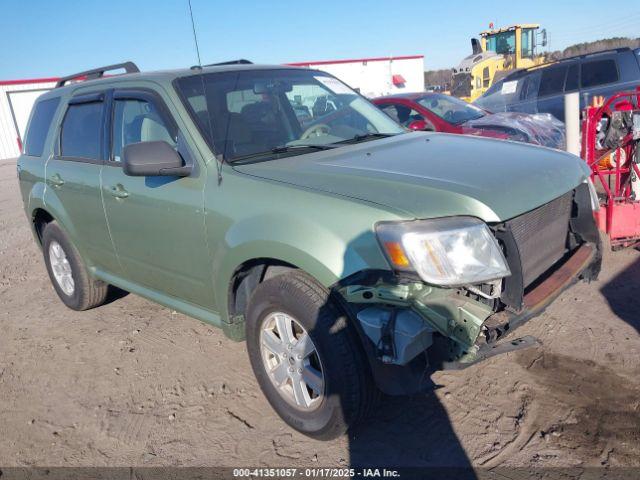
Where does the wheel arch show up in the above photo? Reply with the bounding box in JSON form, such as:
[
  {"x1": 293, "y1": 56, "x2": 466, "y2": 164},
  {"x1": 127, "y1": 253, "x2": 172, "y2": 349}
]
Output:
[
  {"x1": 32, "y1": 207, "x2": 55, "y2": 246},
  {"x1": 222, "y1": 251, "x2": 336, "y2": 341},
  {"x1": 33, "y1": 190, "x2": 81, "y2": 248}
]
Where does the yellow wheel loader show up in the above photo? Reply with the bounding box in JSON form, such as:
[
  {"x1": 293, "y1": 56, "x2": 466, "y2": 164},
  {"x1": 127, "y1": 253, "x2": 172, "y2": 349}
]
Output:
[{"x1": 452, "y1": 24, "x2": 548, "y2": 102}]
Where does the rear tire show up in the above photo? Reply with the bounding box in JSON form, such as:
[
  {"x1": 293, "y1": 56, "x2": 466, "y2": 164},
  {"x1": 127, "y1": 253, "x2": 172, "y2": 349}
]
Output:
[
  {"x1": 245, "y1": 270, "x2": 375, "y2": 440},
  {"x1": 42, "y1": 221, "x2": 109, "y2": 311}
]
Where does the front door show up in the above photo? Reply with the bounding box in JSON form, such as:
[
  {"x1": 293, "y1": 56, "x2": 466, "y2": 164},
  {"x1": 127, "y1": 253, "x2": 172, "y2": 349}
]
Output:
[{"x1": 100, "y1": 88, "x2": 212, "y2": 308}]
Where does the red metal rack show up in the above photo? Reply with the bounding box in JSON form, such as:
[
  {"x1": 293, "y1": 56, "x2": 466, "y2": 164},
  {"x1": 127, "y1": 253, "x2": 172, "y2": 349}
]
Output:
[{"x1": 581, "y1": 88, "x2": 640, "y2": 249}]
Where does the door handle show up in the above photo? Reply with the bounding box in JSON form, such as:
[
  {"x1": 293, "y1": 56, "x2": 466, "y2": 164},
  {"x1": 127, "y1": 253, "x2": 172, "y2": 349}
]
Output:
[
  {"x1": 108, "y1": 184, "x2": 129, "y2": 199},
  {"x1": 49, "y1": 173, "x2": 65, "y2": 187}
]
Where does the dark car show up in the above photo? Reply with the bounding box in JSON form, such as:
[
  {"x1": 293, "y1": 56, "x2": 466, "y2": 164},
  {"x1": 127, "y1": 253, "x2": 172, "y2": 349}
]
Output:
[
  {"x1": 474, "y1": 47, "x2": 640, "y2": 122},
  {"x1": 373, "y1": 92, "x2": 566, "y2": 149}
]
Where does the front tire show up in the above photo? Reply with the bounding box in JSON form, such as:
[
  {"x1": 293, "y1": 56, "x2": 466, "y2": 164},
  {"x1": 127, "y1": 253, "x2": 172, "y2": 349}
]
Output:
[
  {"x1": 245, "y1": 271, "x2": 375, "y2": 440},
  {"x1": 42, "y1": 221, "x2": 109, "y2": 311}
]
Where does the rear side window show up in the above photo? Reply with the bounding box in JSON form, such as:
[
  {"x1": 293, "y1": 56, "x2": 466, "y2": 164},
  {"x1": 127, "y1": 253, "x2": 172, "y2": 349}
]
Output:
[
  {"x1": 581, "y1": 59, "x2": 618, "y2": 88},
  {"x1": 60, "y1": 102, "x2": 103, "y2": 160},
  {"x1": 24, "y1": 97, "x2": 60, "y2": 157},
  {"x1": 538, "y1": 66, "x2": 568, "y2": 97}
]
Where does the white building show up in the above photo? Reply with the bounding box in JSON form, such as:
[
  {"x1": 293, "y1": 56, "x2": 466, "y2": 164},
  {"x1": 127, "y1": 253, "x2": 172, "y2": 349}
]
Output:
[
  {"x1": 0, "y1": 55, "x2": 425, "y2": 161},
  {"x1": 287, "y1": 55, "x2": 425, "y2": 98},
  {"x1": 0, "y1": 78, "x2": 57, "y2": 160}
]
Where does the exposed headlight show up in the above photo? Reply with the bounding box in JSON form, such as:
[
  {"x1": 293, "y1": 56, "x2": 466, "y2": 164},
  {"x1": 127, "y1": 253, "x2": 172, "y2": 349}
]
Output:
[
  {"x1": 376, "y1": 217, "x2": 511, "y2": 286},
  {"x1": 584, "y1": 177, "x2": 600, "y2": 211}
]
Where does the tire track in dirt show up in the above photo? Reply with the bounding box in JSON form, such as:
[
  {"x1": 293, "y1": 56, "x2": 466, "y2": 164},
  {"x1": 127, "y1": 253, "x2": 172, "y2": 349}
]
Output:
[{"x1": 512, "y1": 349, "x2": 640, "y2": 466}]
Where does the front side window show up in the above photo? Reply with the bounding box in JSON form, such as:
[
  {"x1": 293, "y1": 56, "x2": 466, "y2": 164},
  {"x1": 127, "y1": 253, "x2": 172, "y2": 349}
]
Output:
[
  {"x1": 24, "y1": 97, "x2": 60, "y2": 157},
  {"x1": 538, "y1": 66, "x2": 568, "y2": 97},
  {"x1": 175, "y1": 69, "x2": 403, "y2": 162},
  {"x1": 111, "y1": 98, "x2": 175, "y2": 162},
  {"x1": 581, "y1": 59, "x2": 618, "y2": 88},
  {"x1": 519, "y1": 72, "x2": 541, "y2": 100},
  {"x1": 60, "y1": 101, "x2": 103, "y2": 160},
  {"x1": 418, "y1": 94, "x2": 485, "y2": 125}
]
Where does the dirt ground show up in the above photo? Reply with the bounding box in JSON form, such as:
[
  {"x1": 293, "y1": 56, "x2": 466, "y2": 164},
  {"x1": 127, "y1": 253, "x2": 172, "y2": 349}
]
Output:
[{"x1": 1, "y1": 157, "x2": 639, "y2": 469}]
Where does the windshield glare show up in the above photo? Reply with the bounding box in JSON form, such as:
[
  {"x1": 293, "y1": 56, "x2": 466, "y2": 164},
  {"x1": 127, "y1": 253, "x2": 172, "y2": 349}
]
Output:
[
  {"x1": 176, "y1": 69, "x2": 404, "y2": 161},
  {"x1": 417, "y1": 94, "x2": 485, "y2": 125}
]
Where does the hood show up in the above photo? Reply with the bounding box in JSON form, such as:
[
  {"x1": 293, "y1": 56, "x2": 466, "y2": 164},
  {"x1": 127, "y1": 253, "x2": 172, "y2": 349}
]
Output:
[{"x1": 232, "y1": 132, "x2": 588, "y2": 223}]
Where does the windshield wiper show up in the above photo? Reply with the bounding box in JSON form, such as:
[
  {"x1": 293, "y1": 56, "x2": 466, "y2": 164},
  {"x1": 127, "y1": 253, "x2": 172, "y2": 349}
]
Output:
[
  {"x1": 332, "y1": 132, "x2": 397, "y2": 145},
  {"x1": 229, "y1": 144, "x2": 337, "y2": 164}
]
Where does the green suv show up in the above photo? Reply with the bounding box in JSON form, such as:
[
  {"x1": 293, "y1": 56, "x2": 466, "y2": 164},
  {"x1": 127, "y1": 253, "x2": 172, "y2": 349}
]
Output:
[{"x1": 17, "y1": 61, "x2": 601, "y2": 439}]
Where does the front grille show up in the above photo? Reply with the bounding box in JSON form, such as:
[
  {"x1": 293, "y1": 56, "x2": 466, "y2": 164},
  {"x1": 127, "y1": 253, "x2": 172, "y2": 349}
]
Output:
[{"x1": 506, "y1": 192, "x2": 573, "y2": 287}]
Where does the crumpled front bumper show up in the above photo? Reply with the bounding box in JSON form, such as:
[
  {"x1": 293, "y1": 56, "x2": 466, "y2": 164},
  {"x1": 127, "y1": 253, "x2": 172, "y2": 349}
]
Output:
[
  {"x1": 444, "y1": 242, "x2": 600, "y2": 370},
  {"x1": 336, "y1": 240, "x2": 601, "y2": 394}
]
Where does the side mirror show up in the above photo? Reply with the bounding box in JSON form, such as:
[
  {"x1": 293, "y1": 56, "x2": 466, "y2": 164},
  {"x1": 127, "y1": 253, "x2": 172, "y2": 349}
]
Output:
[
  {"x1": 408, "y1": 120, "x2": 433, "y2": 131},
  {"x1": 122, "y1": 141, "x2": 191, "y2": 177}
]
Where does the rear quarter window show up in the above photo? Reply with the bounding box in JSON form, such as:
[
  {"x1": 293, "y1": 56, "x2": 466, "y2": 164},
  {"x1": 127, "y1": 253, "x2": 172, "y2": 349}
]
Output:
[
  {"x1": 581, "y1": 59, "x2": 618, "y2": 88},
  {"x1": 24, "y1": 97, "x2": 60, "y2": 157}
]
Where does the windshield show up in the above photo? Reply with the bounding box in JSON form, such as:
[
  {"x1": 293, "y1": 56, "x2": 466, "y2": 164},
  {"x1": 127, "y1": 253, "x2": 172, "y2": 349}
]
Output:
[
  {"x1": 175, "y1": 69, "x2": 404, "y2": 162},
  {"x1": 417, "y1": 94, "x2": 485, "y2": 125}
]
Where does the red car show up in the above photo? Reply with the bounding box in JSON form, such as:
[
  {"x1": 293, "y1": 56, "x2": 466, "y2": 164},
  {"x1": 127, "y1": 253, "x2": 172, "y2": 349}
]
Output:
[
  {"x1": 373, "y1": 92, "x2": 567, "y2": 149},
  {"x1": 372, "y1": 92, "x2": 509, "y2": 139}
]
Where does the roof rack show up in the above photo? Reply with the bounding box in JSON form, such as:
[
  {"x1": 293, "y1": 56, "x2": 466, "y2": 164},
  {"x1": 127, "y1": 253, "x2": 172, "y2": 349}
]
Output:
[
  {"x1": 55, "y1": 61, "x2": 140, "y2": 88},
  {"x1": 203, "y1": 59, "x2": 253, "y2": 67}
]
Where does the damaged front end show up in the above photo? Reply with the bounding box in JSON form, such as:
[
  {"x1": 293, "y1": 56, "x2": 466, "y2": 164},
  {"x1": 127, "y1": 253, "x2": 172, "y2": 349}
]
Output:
[{"x1": 335, "y1": 183, "x2": 602, "y2": 395}]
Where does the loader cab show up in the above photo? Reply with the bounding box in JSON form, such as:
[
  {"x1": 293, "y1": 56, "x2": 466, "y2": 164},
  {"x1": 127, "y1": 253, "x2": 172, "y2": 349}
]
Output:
[
  {"x1": 453, "y1": 23, "x2": 546, "y2": 102},
  {"x1": 481, "y1": 24, "x2": 542, "y2": 68}
]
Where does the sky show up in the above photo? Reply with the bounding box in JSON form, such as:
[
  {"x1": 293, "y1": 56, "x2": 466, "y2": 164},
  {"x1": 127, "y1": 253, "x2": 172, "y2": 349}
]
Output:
[{"x1": 1, "y1": 0, "x2": 639, "y2": 80}]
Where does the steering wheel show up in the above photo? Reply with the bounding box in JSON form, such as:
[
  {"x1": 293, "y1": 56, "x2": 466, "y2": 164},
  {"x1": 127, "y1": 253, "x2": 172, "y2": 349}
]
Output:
[
  {"x1": 443, "y1": 111, "x2": 455, "y2": 122},
  {"x1": 301, "y1": 123, "x2": 330, "y2": 139}
]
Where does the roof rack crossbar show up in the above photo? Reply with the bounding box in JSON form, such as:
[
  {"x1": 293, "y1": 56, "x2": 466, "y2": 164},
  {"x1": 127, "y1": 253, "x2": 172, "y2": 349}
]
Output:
[
  {"x1": 203, "y1": 59, "x2": 253, "y2": 67},
  {"x1": 55, "y1": 61, "x2": 140, "y2": 88}
]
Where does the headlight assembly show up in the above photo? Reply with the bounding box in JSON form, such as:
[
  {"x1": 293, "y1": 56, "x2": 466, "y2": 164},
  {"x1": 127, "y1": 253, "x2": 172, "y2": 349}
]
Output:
[{"x1": 376, "y1": 217, "x2": 511, "y2": 286}]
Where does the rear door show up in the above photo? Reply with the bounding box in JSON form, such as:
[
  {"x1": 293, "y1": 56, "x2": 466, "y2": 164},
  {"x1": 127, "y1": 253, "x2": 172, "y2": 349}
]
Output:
[
  {"x1": 44, "y1": 92, "x2": 120, "y2": 274},
  {"x1": 100, "y1": 87, "x2": 212, "y2": 308}
]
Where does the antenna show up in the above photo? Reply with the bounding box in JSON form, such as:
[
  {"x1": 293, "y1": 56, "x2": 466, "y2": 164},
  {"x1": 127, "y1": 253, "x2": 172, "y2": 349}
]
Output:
[
  {"x1": 188, "y1": 0, "x2": 202, "y2": 67},
  {"x1": 186, "y1": 0, "x2": 223, "y2": 184}
]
